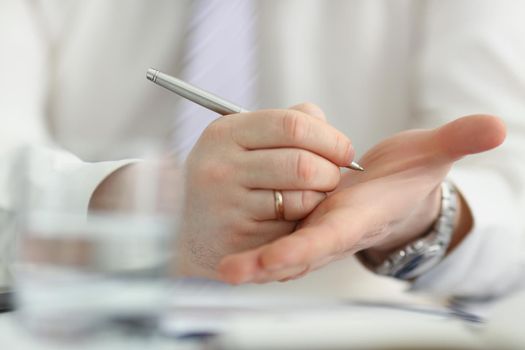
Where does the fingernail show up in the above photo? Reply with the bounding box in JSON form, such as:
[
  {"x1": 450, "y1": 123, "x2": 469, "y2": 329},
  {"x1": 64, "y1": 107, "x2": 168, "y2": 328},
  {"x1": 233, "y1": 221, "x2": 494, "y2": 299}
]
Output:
[
  {"x1": 232, "y1": 273, "x2": 253, "y2": 284},
  {"x1": 348, "y1": 144, "x2": 355, "y2": 165}
]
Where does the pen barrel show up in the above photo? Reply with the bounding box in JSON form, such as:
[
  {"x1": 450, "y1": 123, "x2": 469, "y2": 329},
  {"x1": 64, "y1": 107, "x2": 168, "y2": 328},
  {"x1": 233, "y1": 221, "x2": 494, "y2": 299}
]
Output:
[
  {"x1": 146, "y1": 69, "x2": 364, "y2": 172},
  {"x1": 147, "y1": 69, "x2": 248, "y2": 115}
]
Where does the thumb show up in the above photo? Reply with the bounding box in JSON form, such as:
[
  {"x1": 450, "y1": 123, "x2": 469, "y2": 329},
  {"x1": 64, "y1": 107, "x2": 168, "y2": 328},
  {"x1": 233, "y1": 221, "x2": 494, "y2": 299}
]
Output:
[{"x1": 435, "y1": 114, "x2": 506, "y2": 161}]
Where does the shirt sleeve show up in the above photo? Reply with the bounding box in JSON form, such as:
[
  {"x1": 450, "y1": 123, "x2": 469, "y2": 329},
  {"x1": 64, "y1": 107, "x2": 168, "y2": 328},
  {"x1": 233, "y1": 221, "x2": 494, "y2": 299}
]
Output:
[
  {"x1": 0, "y1": 1, "x2": 137, "y2": 287},
  {"x1": 1, "y1": 145, "x2": 137, "y2": 215},
  {"x1": 409, "y1": 0, "x2": 525, "y2": 298},
  {"x1": 0, "y1": 144, "x2": 137, "y2": 287}
]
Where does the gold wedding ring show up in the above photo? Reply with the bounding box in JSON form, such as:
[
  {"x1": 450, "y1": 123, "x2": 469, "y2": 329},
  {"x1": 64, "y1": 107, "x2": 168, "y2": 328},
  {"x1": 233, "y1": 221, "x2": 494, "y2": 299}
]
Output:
[{"x1": 274, "y1": 190, "x2": 285, "y2": 220}]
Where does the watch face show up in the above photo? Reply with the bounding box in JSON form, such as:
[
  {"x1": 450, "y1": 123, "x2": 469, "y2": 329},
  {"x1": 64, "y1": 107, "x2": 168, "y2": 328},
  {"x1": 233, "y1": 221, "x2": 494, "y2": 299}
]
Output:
[
  {"x1": 394, "y1": 245, "x2": 444, "y2": 280},
  {"x1": 0, "y1": 289, "x2": 14, "y2": 313}
]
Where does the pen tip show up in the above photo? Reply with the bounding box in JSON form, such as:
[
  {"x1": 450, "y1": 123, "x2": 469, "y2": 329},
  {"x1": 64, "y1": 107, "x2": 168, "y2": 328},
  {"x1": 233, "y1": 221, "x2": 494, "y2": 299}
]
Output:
[
  {"x1": 347, "y1": 161, "x2": 364, "y2": 171},
  {"x1": 146, "y1": 68, "x2": 158, "y2": 82}
]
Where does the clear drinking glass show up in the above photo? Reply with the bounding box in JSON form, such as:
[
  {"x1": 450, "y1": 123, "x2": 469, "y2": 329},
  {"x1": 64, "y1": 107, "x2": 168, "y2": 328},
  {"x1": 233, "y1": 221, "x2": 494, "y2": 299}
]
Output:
[{"x1": 12, "y1": 147, "x2": 181, "y2": 338}]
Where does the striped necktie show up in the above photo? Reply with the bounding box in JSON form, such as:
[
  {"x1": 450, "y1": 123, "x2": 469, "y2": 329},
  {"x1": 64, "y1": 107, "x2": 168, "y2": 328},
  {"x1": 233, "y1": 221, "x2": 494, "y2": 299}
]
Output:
[{"x1": 172, "y1": 0, "x2": 258, "y2": 160}]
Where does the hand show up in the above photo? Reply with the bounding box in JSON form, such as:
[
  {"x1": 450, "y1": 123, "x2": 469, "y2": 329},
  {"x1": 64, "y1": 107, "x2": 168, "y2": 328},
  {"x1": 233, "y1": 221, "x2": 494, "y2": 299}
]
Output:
[
  {"x1": 218, "y1": 115, "x2": 506, "y2": 283},
  {"x1": 176, "y1": 103, "x2": 356, "y2": 279}
]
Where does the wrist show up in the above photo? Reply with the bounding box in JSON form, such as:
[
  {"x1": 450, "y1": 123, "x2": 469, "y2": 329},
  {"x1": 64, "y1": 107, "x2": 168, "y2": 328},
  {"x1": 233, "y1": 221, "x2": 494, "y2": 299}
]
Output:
[
  {"x1": 360, "y1": 181, "x2": 468, "y2": 279},
  {"x1": 366, "y1": 187, "x2": 442, "y2": 263}
]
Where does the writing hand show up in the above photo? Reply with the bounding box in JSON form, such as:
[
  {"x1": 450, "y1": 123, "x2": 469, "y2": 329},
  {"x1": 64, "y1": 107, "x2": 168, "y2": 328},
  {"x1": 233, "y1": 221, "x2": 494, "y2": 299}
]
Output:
[{"x1": 177, "y1": 103, "x2": 356, "y2": 279}]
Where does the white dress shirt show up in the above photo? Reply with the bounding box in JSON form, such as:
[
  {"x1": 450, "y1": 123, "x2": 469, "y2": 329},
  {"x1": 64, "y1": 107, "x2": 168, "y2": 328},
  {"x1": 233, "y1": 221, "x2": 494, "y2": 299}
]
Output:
[{"x1": 1, "y1": 0, "x2": 524, "y2": 300}]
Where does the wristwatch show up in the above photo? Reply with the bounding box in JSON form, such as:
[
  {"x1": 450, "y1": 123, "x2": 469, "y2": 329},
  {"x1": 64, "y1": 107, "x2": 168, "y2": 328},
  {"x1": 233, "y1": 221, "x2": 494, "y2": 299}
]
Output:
[{"x1": 368, "y1": 180, "x2": 458, "y2": 280}]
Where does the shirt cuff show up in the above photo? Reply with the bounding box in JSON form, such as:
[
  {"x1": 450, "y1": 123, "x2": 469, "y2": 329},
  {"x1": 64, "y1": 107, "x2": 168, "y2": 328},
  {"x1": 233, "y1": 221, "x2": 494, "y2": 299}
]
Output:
[{"x1": 54, "y1": 157, "x2": 138, "y2": 215}]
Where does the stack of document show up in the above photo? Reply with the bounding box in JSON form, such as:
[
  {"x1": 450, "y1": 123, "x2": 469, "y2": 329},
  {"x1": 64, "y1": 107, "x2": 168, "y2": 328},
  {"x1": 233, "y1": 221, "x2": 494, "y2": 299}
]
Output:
[{"x1": 160, "y1": 279, "x2": 485, "y2": 349}]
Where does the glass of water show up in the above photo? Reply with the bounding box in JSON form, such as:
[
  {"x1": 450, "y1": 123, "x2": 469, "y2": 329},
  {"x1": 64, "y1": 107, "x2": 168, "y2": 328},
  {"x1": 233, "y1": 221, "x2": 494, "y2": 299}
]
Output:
[{"x1": 13, "y1": 147, "x2": 181, "y2": 338}]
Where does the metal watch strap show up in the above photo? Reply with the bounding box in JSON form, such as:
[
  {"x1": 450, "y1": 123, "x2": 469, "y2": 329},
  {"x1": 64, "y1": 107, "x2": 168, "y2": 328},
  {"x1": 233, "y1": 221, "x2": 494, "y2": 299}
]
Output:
[{"x1": 374, "y1": 180, "x2": 458, "y2": 280}]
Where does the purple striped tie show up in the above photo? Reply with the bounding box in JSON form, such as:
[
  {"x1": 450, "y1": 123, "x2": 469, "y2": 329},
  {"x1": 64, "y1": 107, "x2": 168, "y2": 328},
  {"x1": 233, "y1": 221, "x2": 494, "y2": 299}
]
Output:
[{"x1": 172, "y1": 0, "x2": 258, "y2": 159}]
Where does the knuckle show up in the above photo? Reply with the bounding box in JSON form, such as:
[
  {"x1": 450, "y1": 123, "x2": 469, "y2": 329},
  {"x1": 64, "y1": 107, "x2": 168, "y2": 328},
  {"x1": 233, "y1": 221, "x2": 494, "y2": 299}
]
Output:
[
  {"x1": 299, "y1": 102, "x2": 325, "y2": 120},
  {"x1": 281, "y1": 110, "x2": 310, "y2": 144},
  {"x1": 299, "y1": 191, "x2": 321, "y2": 212},
  {"x1": 203, "y1": 118, "x2": 232, "y2": 143},
  {"x1": 293, "y1": 151, "x2": 316, "y2": 184}
]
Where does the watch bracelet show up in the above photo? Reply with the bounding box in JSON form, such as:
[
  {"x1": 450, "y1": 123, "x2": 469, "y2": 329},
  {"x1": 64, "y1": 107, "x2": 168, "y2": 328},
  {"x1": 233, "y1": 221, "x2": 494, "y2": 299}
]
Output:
[{"x1": 373, "y1": 180, "x2": 458, "y2": 280}]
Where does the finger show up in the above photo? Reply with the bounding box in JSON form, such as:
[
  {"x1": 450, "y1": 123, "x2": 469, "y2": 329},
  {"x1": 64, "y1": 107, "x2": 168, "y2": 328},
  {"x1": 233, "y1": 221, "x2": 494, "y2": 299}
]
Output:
[
  {"x1": 258, "y1": 210, "x2": 365, "y2": 272},
  {"x1": 230, "y1": 109, "x2": 354, "y2": 167},
  {"x1": 218, "y1": 247, "x2": 308, "y2": 284},
  {"x1": 217, "y1": 216, "x2": 342, "y2": 284},
  {"x1": 289, "y1": 102, "x2": 327, "y2": 122},
  {"x1": 238, "y1": 219, "x2": 296, "y2": 249},
  {"x1": 239, "y1": 148, "x2": 341, "y2": 191},
  {"x1": 218, "y1": 245, "x2": 311, "y2": 284},
  {"x1": 254, "y1": 265, "x2": 309, "y2": 284},
  {"x1": 281, "y1": 265, "x2": 311, "y2": 282},
  {"x1": 435, "y1": 115, "x2": 506, "y2": 161},
  {"x1": 246, "y1": 189, "x2": 326, "y2": 221},
  {"x1": 218, "y1": 247, "x2": 264, "y2": 284}
]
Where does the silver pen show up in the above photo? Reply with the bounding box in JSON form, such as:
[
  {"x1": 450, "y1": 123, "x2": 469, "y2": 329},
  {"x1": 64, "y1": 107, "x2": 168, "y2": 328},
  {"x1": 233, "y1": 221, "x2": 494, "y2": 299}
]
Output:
[{"x1": 146, "y1": 68, "x2": 364, "y2": 171}]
